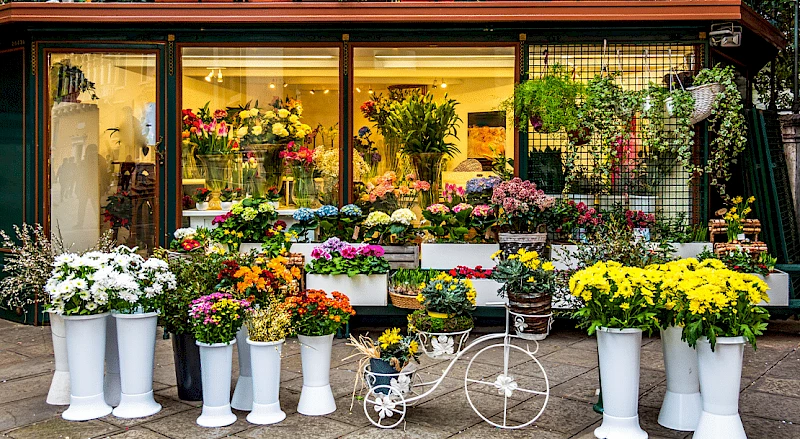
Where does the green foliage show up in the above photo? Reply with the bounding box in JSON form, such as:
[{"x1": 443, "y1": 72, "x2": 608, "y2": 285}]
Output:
[
  {"x1": 503, "y1": 64, "x2": 584, "y2": 133},
  {"x1": 417, "y1": 272, "x2": 477, "y2": 316},
  {"x1": 492, "y1": 249, "x2": 558, "y2": 299},
  {"x1": 384, "y1": 92, "x2": 462, "y2": 157},
  {"x1": 640, "y1": 84, "x2": 695, "y2": 188},
  {"x1": 390, "y1": 269, "x2": 442, "y2": 296},
  {"x1": 407, "y1": 309, "x2": 474, "y2": 333},
  {"x1": 697, "y1": 248, "x2": 775, "y2": 276}
]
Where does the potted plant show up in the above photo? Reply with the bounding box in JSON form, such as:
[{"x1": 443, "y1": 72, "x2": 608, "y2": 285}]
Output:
[
  {"x1": 0, "y1": 224, "x2": 68, "y2": 403},
  {"x1": 190, "y1": 292, "x2": 251, "y2": 428},
  {"x1": 168, "y1": 226, "x2": 215, "y2": 254},
  {"x1": 265, "y1": 186, "x2": 281, "y2": 209},
  {"x1": 662, "y1": 258, "x2": 770, "y2": 439},
  {"x1": 411, "y1": 272, "x2": 476, "y2": 359},
  {"x1": 193, "y1": 187, "x2": 211, "y2": 211},
  {"x1": 285, "y1": 289, "x2": 355, "y2": 416},
  {"x1": 289, "y1": 207, "x2": 319, "y2": 243},
  {"x1": 210, "y1": 197, "x2": 279, "y2": 252},
  {"x1": 491, "y1": 178, "x2": 555, "y2": 256},
  {"x1": 107, "y1": 246, "x2": 176, "y2": 419},
  {"x1": 447, "y1": 265, "x2": 502, "y2": 307},
  {"x1": 45, "y1": 252, "x2": 115, "y2": 421},
  {"x1": 492, "y1": 249, "x2": 557, "y2": 340},
  {"x1": 465, "y1": 176, "x2": 502, "y2": 205},
  {"x1": 363, "y1": 208, "x2": 421, "y2": 269},
  {"x1": 384, "y1": 92, "x2": 462, "y2": 207},
  {"x1": 219, "y1": 187, "x2": 241, "y2": 211},
  {"x1": 345, "y1": 328, "x2": 420, "y2": 395},
  {"x1": 305, "y1": 238, "x2": 391, "y2": 306},
  {"x1": 698, "y1": 248, "x2": 788, "y2": 306},
  {"x1": 570, "y1": 261, "x2": 658, "y2": 439},
  {"x1": 318, "y1": 203, "x2": 363, "y2": 243},
  {"x1": 244, "y1": 298, "x2": 294, "y2": 425},
  {"x1": 651, "y1": 213, "x2": 711, "y2": 259}
]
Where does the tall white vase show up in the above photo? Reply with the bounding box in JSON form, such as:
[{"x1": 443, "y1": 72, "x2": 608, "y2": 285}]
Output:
[
  {"x1": 297, "y1": 334, "x2": 336, "y2": 416},
  {"x1": 231, "y1": 326, "x2": 253, "y2": 411},
  {"x1": 197, "y1": 340, "x2": 238, "y2": 428},
  {"x1": 46, "y1": 311, "x2": 70, "y2": 405},
  {"x1": 594, "y1": 327, "x2": 648, "y2": 439},
  {"x1": 693, "y1": 336, "x2": 747, "y2": 439},
  {"x1": 62, "y1": 313, "x2": 113, "y2": 421},
  {"x1": 659, "y1": 326, "x2": 702, "y2": 431},
  {"x1": 247, "y1": 338, "x2": 286, "y2": 425},
  {"x1": 112, "y1": 312, "x2": 162, "y2": 419},
  {"x1": 104, "y1": 315, "x2": 121, "y2": 407}
]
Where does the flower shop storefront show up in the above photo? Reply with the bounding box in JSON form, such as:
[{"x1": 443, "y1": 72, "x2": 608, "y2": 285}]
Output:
[{"x1": 0, "y1": 1, "x2": 789, "y2": 324}]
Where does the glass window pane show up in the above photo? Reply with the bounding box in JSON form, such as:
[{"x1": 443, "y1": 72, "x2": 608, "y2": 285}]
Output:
[
  {"x1": 49, "y1": 53, "x2": 158, "y2": 253},
  {"x1": 353, "y1": 46, "x2": 515, "y2": 208},
  {"x1": 180, "y1": 46, "x2": 340, "y2": 218}
]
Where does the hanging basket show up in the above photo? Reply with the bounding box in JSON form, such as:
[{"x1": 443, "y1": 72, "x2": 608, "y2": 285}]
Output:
[{"x1": 663, "y1": 82, "x2": 723, "y2": 125}]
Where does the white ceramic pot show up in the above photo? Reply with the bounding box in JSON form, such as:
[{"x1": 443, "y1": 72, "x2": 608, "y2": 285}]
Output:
[
  {"x1": 658, "y1": 326, "x2": 701, "y2": 431},
  {"x1": 220, "y1": 201, "x2": 233, "y2": 210},
  {"x1": 195, "y1": 202, "x2": 209, "y2": 211},
  {"x1": 231, "y1": 326, "x2": 253, "y2": 411},
  {"x1": 471, "y1": 279, "x2": 506, "y2": 306},
  {"x1": 247, "y1": 338, "x2": 286, "y2": 425},
  {"x1": 306, "y1": 274, "x2": 388, "y2": 306},
  {"x1": 62, "y1": 313, "x2": 113, "y2": 421},
  {"x1": 268, "y1": 201, "x2": 280, "y2": 210},
  {"x1": 196, "y1": 340, "x2": 237, "y2": 428},
  {"x1": 420, "y1": 243, "x2": 499, "y2": 270},
  {"x1": 692, "y1": 336, "x2": 746, "y2": 439},
  {"x1": 755, "y1": 270, "x2": 790, "y2": 306},
  {"x1": 104, "y1": 315, "x2": 121, "y2": 407},
  {"x1": 46, "y1": 311, "x2": 70, "y2": 406},
  {"x1": 112, "y1": 312, "x2": 162, "y2": 419},
  {"x1": 297, "y1": 334, "x2": 336, "y2": 416},
  {"x1": 594, "y1": 327, "x2": 648, "y2": 439},
  {"x1": 629, "y1": 195, "x2": 657, "y2": 215}
]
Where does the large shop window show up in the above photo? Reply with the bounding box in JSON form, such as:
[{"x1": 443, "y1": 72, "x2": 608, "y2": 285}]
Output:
[
  {"x1": 48, "y1": 52, "x2": 158, "y2": 253},
  {"x1": 526, "y1": 43, "x2": 701, "y2": 221},
  {"x1": 180, "y1": 47, "x2": 340, "y2": 213},
  {"x1": 352, "y1": 46, "x2": 515, "y2": 208}
]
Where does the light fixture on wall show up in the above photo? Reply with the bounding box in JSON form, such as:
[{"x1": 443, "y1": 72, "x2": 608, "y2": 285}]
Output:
[
  {"x1": 217, "y1": 69, "x2": 223, "y2": 83},
  {"x1": 431, "y1": 79, "x2": 438, "y2": 89},
  {"x1": 269, "y1": 79, "x2": 276, "y2": 89},
  {"x1": 355, "y1": 87, "x2": 362, "y2": 93},
  {"x1": 309, "y1": 89, "x2": 316, "y2": 95},
  {"x1": 324, "y1": 89, "x2": 330, "y2": 94},
  {"x1": 283, "y1": 82, "x2": 288, "y2": 88},
  {"x1": 368, "y1": 85, "x2": 374, "y2": 95},
  {"x1": 440, "y1": 78, "x2": 447, "y2": 89},
  {"x1": 204, "y1": 69, "x2": 214, "y2": 82}
]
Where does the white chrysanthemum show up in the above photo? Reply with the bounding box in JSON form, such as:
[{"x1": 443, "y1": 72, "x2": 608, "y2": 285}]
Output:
[{"x1": 174, "y1": 228, "x2": 196, "y2": 240}]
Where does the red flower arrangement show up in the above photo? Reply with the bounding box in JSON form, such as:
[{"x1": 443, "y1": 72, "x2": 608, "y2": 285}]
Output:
[
  {"x1": 193, "y1": 187, "x2": 211, "y2": 203},
  {"x1": 624, "y1": 210, "x2": 656, "y2": 229},
  {"x1": 284, "y1": 289, "x2": 355, "y2": 336},
  {"x1": 102, "y1": 190, "x2": 132, "y2": 229},
  {"x1": 448, "y1": 265, "x2": 493, "y2": 279},
  {"x1": 278, "y1": 141, "x2": 315, "y2": 170}
]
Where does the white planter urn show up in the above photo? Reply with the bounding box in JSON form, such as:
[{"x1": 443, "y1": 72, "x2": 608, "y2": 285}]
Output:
[
  {"x1": 658, "y1": 326, "x2": 701, "y2": 431},
  {"x1": 112, "y1": 312, "x2": 162, "y2": 419},
  {"x1": 692, "y1": 336, "x2": 747, "y2": 439},
  {"x1": 220, "y1": 201, "x2": 233, "y2": 210},
  {"x1": 62, "y1": 313, "x2": 113, "y2": 421},
  {"x1": 231, "y1": 326, "x2": 253, "y2": 411},
  {"x1": 247, "y1": 338, "x2": 286, "y2": 424},
  {"x1": 46, "y1": 311, "x2": 70, "y2": 405},
  {"x1": 195, "y1": 202, "x2": 209, "y2": 211},
  {"x1": 297, "y1": 334, "x2": 336, "y2": 416},
  {"x1": 594, "y1": 327, "x2": 648, "y2": 439},
  {"x1": 104, "y1": 315, "x2": 121, "y2": 407},
  {"x1": 197, "y1": 340, "x2": 238, "y2": 428}
]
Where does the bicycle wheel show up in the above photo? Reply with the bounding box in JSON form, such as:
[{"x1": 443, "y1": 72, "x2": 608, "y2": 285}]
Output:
[
  {"x1": 363, "y1": 385, "x2": 407, "y2": 429},
  {"x1": 464, "y1": 342, "x2": 549, "y2": 429}
]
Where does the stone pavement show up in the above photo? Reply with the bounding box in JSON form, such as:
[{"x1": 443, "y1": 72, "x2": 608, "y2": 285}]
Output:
[{"x1": 1, "y1": 317, "x2": 799, "y2": 439}]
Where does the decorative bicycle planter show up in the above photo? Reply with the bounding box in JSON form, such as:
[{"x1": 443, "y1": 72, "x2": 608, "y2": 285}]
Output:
[{"x1": 361, "y1": 304, "x2": 550, "y2": 430}]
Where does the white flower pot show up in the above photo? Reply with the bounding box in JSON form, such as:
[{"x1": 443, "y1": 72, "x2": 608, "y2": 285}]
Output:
[
  {"x1": 472, "y1": 279, "x2": 506, "y2": 306},
  {"x1": 62, "y1": 313, "x2": 113, "y2": 421},
  {"x1": 420, "y1": 243, "x2": 499, "y2": 270},
  {"x1": 112, "y1": 312, "x2": 162, "y2": 419},
  {"x1": 268, "y1": 201, "x2": 280, "y2": 210},
  {"x1": 669, "y1": 242, "x2": 712, "y2": 259},
  {"x1": 693, "y1": 336, "x2": 746, "y2": 439},
  {"x1": 755, "y1": 270, "x2": 790, "y2": 306},
  {"x1": 239, "y1": 242, "x2": 263, "y2": 255},
  {"x1": 220, "y1": 201, "x2": 233, "y2": 210},
  {"x1": 195, "y1": 202, "x2": 209, "y2": 211},
  {"x1": 196, "y1": 340, "x2": 238, "y2": 428},
  {"x1": 46, "y1": 311, "x2": 70, "y2": 406},
  {"x1": 306, "y1": 274, "x2": 388, "y2": 306},
  {"x1": 231, "y1": 326, "x2": 253, "y2": 411},
  {"x1": 594, "y1": 327, "x2": 648, "y2": 439},
  {"x1": 658, "y1": 326, "x2": 701, "y2": 431},
  {"x1": 297, "y1": 334, "x2": 336, "y2": 416},
  {"x1": 629, "y1": 195, "x2": 657, "y2": 215},
  {"x1": 104, "y1": 315, "x2": 121, "y2": 407},
  {"x1": 246, "y1": 338, "x2": 286, "y2": 425}
]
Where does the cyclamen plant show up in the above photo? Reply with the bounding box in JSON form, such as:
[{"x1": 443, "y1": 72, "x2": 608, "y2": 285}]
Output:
[
  {"x1": 189, "y1": 292, "x2": 251, "y2": 345},
  {"x1": 306, "y1": 238, "x2": 390, "y2": 277}
]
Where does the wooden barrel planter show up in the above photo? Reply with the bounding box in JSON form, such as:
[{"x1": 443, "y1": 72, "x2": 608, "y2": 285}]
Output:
[{"x1": 507, "y1": 291, "x2": 552, "y2": 340}]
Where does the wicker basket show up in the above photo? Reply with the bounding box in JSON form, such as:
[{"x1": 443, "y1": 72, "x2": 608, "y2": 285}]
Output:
[
  {"x1": 713, "y1": 241, "x2": 768, "y2": 256},
  {"x1": 708, "y1": 219, "x2": 761, "y2": 243},
  {"x1": 687, "y1": 83, "x2": 723, "y2": 125},
  {"x1": 389, "y1": 291, "x2": 424, "y2": 310}
]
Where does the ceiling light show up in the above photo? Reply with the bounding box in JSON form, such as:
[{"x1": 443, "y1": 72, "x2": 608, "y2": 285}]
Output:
[
  {"x1": 440, "y1": 78, "x2": 447, "y2": 89},
  {"x1": 217, "y1": 69, "x2": 223, "y2": 82},
  {"x1": 355, "y1": 87, "x2": 362, "y2": 93},
  {"x1": 324, "y1": 89, "x2": 330, "y2": 94},
  {"x1": 368, "y1": 85, "x2": 374, "y2": 95},
  {"x1": 204, "y1": 70, "x2": 214, "y2": 82},
  {"x1": 283, "y1": 82, "x2": 288, "y2": 88},
  {"x1": 269, "y1": 79, "x2": 276, "y2": 89},
  {"x1": 309, "y1": 89, "x2": 315, "y2": 95}
]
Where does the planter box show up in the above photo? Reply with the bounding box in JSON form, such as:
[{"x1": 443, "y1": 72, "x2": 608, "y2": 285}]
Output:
[
  {"x1": 472, "y1": 279, "x2": 506, "y2": 306},
  {"x1": 755, "y1": 270, "x2": 790, "y2": 307},
  {"x1": 239, "y1": 242, "x2": 262, "y2": 254},
  {"x1": 420, "y1": 243, "x2": 499, "y2": 270},
  {"x1": 382, "y1": 245, "x2": 420, "y2": 269},
  {"x1": 669, "y1": 242, "x2": 712, "y2": 259},
  {"x1": 306, "y1": 274, "x2": 388, "y2": 306},
  {"x1": 288, "y1": 242, "x2": 317, "y2": 263}
]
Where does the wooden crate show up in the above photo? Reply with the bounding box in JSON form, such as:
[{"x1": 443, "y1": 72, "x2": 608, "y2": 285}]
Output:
[
  {"x1": 713, "y1": 241, "x2": 769, "y2": 256},
  {"x1": 708, "y1": 219, "x2": 761, "y2": 243},
  {"x1": 382, "y1": 245, "x2": 420, "y2": 269}
]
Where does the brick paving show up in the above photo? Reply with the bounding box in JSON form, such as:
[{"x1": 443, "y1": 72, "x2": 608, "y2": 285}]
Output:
[{"x1": 1, "y1": 317, "x2": 799, "y2": 439}]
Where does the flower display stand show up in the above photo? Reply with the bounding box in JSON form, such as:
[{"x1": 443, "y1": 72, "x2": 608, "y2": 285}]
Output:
[
  {"x1": 104, "y1": 315, "x2": 121, "y2": 407},
  {"x1": 46, "y1": 311, "x2": 70, "y2": 406},
  {"x1": 62, "y1": 313, "x2": 113, "y2": 421},
  {"x1": 247, "y1": 339, "x2": 286, "y2": 425},
  {"x1": 112, "y1": 312, "x2": 162, "y2": 419},
  {"x1": 297, "y1": 334, "x2": 336, "y2": 416},
  {"x1": 693, "y1": 336, "x2": 747, "y2": 439},
  {"x1": 196, "y1": 340, "x2": 237, "y2": 427},
  {"x1": 658, "y1": 326, "x2": 701, "y2": 431},
  {"x1": 754, "y1": 270, "x2": 790, "y2": 306},
  {"x1": 232, "y1": 326, "x2": 253, "y2": 411}
]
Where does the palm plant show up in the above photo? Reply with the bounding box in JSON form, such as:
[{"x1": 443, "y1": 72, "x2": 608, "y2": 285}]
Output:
[{"x1": 384, "y1": 92, "x2": 462, "y2": 157}]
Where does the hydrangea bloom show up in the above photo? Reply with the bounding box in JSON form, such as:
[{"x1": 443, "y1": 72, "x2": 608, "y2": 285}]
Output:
[
  {"x1": 341, "y1": 204, "x2": 363, "y2": 217},
  {"x1": 390, "y1": 208, "x2": 416, "y2": 226},
  {"x1": 293, "y1": 207, "x2": 315, "y2": 222},
  {"x1": 364, "y1": 211, "x2": 391, "y2": 227},
  {"x1": 316, "y1": 205, "x2": 339, "y2": 218},
  {"x1": 466, "y1": 176, "x2": 502, "y2": 194},
  {"x1": 452, "y1": 203, "x2": 474, "y2": 214},
  {"x1": 425, "y1": 204, "x2": 450, "y2": 215},
  {"x1": 472, "y1": 204, "x2": 494, "y2": 217}
]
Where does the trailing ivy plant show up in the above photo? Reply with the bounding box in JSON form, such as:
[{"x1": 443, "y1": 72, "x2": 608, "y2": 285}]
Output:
[
  {"x1": 694, "y1": 64, "x2": 747, "y2": 201},
  {"x1": 641, "y1": 84, "x2": 695, "y2": 185}
]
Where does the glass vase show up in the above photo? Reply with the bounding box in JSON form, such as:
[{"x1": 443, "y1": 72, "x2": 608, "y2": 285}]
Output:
[
  {"x1": 182, "y1": 142, "x2": 201, "y2": 180},
  {"x1": 291, "y1": 166, "x2": 317, "y2": 208},
  {"x1": 197, "y1": 153, "x2": 232, "y2": 210},
  {"x1": 243, "y1": 144, "x2": 283, "y2": 199},
  {"x1": 411, "y1": 152, "x2": 444, "y2": 208}
]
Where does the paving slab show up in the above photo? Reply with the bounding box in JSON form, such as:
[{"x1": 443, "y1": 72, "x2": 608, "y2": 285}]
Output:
[{"x1": 5, "y1": 417, "x2": 119, "y2": 439}]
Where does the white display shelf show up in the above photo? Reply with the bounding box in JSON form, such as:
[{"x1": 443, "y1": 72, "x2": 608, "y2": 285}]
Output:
[{"x1": 183, "y1": 208, "x2": 298, "y2": 228}]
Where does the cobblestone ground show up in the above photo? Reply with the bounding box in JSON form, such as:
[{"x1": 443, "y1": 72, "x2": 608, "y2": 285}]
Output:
[{"x1": 1, "y1": 317, "x2": 799, "y2": 439}]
